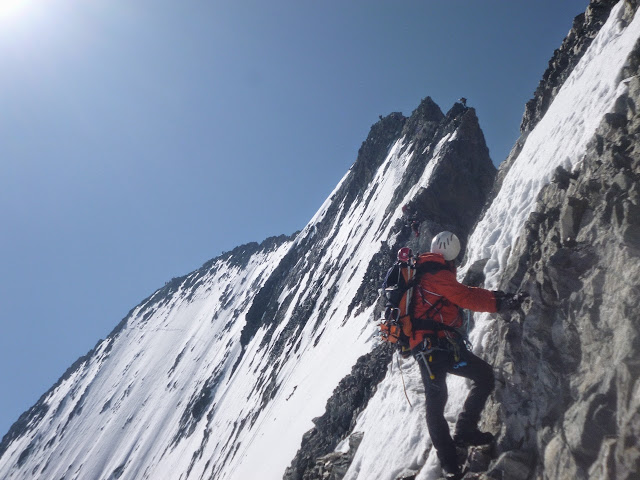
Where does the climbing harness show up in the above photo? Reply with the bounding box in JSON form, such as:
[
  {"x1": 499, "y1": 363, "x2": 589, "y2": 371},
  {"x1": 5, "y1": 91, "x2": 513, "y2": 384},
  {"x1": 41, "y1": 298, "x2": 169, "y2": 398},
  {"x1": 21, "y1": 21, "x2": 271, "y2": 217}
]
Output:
[{"x1": 414, "y1": 328, "x2": 472, "y2": 380}]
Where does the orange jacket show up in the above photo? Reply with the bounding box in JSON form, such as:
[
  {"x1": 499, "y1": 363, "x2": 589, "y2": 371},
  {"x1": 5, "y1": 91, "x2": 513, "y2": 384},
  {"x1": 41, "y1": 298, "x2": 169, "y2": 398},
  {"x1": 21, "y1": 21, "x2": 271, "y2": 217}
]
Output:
[{"x1": 410, "y1": 253, "x2": 497, "y2": 348}]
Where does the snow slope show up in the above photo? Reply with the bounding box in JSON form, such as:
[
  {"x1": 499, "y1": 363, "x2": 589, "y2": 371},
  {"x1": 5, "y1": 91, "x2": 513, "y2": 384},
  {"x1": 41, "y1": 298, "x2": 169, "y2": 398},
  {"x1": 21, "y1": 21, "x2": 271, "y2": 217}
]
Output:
[
  {"x1": 224, "y1": 133, "x2": 459, "y2": 480},
  {"x1": 0, "y1": 240, "x2": 294, "y2": 480},
  {"x1": 340, "y1": 3, "x2": 640, "y2": 480}
]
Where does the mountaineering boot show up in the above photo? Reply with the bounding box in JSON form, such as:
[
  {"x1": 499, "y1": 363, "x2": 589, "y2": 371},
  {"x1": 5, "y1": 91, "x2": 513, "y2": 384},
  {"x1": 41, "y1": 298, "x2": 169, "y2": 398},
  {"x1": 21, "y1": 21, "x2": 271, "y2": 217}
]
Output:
[
  {"x1": 453, "y1": 428, "x2": 494, "y2": 447},
  {"x1": 442, "y1": 463, "x2": 464, "y2": 480},
  {"x1": 440, "y1": 453, "x2": 462, "y2": 480},
  {"x1": 444, "y1": 471, "x2": 463, "y2": 480}
]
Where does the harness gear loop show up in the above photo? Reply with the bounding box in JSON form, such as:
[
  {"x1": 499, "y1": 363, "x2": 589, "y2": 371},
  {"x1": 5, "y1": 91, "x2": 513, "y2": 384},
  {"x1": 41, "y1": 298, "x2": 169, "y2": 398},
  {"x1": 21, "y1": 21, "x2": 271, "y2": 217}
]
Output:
[{"x1": 417, "y1": 351, "x2": 436, "y2": 380}]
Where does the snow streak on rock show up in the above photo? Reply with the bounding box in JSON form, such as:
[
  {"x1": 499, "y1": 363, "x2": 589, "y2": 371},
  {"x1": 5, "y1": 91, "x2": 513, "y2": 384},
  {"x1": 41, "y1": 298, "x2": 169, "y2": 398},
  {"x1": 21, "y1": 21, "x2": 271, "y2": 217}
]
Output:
[{"x1": 225, "y1": 128, "x2": 465, "y2": 480}]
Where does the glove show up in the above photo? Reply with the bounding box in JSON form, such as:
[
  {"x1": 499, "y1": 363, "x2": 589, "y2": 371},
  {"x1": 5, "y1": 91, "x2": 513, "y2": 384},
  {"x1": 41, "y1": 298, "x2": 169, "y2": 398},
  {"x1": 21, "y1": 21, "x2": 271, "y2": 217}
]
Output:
[{"x1": 495, "y1": 291, "x2": 529, "y2": 313}]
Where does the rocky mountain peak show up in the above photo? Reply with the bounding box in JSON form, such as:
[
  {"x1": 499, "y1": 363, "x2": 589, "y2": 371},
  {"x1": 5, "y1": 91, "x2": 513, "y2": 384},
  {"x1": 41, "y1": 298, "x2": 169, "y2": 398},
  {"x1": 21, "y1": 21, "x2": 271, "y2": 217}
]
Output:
[
  {"x1": 401, "y1": 96, "x2": 445, "y2": 138},
  {"x1": 416, "y1": 110, "x2": 494, "y2": 235}
]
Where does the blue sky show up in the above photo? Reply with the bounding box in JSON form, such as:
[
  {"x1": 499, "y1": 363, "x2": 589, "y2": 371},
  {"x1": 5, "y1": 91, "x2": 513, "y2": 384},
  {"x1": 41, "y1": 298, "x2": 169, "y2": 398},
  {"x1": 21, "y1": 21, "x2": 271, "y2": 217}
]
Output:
[{"x1": 0, "y1": 0, "x2": 587, "y2": 437}]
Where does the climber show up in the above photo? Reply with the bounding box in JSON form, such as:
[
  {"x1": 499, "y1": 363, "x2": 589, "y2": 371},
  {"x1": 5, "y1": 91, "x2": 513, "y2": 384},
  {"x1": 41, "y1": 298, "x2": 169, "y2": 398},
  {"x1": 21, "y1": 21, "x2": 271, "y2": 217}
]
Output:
[
  {"x1": 401, "y1": 204, "x2": 421, "y2": 238},
  {"x1": 401, "y1": 204, "x2": 415, "y2": 221},
  {"x1": 411, "y1": 220, "x2": 420, "y2": 238},
  {"x1": 410, "y1": 231, "x2": 525, "y2": 479}
]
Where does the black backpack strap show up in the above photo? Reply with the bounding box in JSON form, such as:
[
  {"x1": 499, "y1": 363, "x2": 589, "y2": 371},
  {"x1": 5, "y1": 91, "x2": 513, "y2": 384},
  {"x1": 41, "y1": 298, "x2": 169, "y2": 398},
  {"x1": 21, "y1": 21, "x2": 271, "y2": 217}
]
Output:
[
  {"x1": 411, "y1": 316, "x2": 460, "y2": 335},
  {"x1": 415, "y1": 261, "x2": 449, "y2": 275}
]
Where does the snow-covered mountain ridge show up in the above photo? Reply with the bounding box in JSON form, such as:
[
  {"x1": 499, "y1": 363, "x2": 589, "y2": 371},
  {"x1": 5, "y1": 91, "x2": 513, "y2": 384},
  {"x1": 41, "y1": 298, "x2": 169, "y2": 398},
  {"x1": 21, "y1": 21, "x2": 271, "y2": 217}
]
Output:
[
  {"x1": 2, "y1": 1, "x2": 640, "y2": 479},
  {"x1": 0, "y1": 91, "x2": 495, "y2": 479}
]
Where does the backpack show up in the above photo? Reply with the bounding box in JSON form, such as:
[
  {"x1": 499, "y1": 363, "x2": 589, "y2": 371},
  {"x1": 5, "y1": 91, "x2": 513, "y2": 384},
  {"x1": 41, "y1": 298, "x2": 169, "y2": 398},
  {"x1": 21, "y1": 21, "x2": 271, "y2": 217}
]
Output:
[
  {"x1": 380, "y1": 261, "x2": 416, "y2": 346},
  {"x1": 379, "y1": 253, "x2": 450, "y2": 348}
]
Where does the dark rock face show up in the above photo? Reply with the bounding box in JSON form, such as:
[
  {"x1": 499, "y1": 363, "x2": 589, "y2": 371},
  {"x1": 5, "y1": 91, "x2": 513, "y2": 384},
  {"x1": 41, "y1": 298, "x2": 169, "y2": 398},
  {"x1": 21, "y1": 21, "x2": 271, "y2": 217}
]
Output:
[
  {"x1": 400, "y1": 96, "x2": 446, "y2": 153},
  {"x1": 483, "y1": 65, "x2": 640, "y2": 480},
  {"x1": 301, "y1": 432, "x2": 365, "y2": 480},
  {"x1": 348, "y1": 112, "x2": 409, "y2": 206},
  {"x1": 411, "y1": 107, "x2": 495, "y2": 237}
]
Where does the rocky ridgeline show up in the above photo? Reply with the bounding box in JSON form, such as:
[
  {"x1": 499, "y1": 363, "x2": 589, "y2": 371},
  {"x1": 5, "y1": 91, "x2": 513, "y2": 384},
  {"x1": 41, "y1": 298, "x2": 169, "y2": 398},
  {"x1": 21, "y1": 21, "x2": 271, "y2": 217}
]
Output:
[
  {"x1": 482, "y1": 52, "x2": 640, "y2": 480},
  {"x1": 494, "y1": 0, "x2": 619, "y2": 198},
  {"x1": 520, "y1": 0, "x2": 619, "y2": 135}
]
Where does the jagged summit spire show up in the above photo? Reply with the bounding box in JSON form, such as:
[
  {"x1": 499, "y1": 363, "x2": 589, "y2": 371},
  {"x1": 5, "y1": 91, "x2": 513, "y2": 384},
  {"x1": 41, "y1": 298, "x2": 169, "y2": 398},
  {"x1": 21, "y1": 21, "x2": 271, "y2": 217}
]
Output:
[
  {"x1": 401, "y1": 97, "x2": 444, "y2": 141},
  {"x1": 411, "y1": 96, "x2": 445, "y2": 123}
]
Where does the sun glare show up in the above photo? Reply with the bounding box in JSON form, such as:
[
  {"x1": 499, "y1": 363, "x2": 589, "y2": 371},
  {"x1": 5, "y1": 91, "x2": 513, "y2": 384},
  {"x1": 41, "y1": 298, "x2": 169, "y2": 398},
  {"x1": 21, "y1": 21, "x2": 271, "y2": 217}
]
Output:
[{"x1": 0, "y1": 0, "x2": 32, "y2": 22}]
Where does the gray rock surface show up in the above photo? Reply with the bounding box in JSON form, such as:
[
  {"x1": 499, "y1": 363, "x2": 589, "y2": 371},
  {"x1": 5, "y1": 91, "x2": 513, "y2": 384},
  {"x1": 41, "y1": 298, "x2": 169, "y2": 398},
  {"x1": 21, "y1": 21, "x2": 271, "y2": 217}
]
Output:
[{"x1": 484, "y1": 51, "x2": 640, "y2": 480}]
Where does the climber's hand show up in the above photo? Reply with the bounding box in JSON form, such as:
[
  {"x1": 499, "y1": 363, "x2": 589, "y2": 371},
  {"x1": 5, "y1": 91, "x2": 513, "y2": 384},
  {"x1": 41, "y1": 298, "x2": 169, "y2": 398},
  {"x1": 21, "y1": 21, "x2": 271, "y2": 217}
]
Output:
[{"x1": 495, "y1": 291, "x2": 529, "y2": 313}]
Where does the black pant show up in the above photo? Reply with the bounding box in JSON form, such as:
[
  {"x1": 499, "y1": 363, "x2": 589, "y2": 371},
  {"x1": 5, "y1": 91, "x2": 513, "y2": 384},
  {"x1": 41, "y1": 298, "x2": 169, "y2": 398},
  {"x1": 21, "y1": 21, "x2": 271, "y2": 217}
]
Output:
[{"x1": 416, "y1": 344, "x2": 495, "y2": 472}]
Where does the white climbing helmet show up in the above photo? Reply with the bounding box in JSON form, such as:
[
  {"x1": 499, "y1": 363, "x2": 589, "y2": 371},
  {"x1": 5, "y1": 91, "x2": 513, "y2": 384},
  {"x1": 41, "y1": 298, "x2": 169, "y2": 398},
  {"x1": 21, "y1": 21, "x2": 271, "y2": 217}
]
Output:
[{"x1": 430, "y1": 231, "x2": 461, "y2": 261}]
